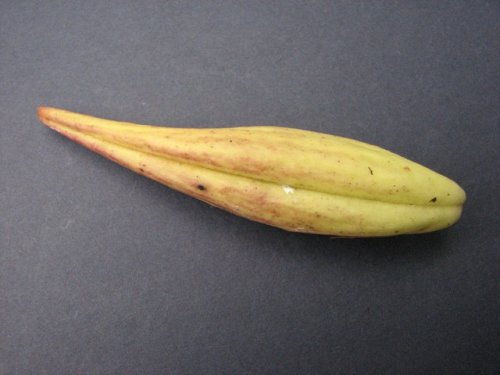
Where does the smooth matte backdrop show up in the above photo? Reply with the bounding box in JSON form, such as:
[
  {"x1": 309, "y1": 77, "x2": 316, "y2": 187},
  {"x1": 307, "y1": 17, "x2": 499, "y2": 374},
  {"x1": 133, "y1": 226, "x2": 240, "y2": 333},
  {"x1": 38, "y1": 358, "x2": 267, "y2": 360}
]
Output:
[{"x1": 1, "y1": 1, "x2": 499, "y2": 374}]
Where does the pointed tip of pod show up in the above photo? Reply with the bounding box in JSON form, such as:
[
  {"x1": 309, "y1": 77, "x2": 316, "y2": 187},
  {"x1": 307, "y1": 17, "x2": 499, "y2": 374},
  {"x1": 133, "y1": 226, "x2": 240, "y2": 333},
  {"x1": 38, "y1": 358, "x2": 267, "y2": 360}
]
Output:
[
  {"x1": 38, "y1": 106, "x2": 57, "y2": 129},
  {"x1": 37, "y1": 106, "x2": 48, "y2": 122},
  {"x1": 38, "y1": 106, "x2": 76, "y2": 122},
  {"x1": 37, "y1": 105, "x2": 56, "y2": 116},
  {"x1": 38, "y1": 106, "x2": 84, "y2": 133}
]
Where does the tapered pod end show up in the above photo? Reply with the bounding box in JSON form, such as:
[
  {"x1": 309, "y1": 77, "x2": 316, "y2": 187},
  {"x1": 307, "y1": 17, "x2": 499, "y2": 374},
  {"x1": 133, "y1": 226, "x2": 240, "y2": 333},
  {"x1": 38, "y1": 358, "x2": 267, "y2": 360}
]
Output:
[
  {"x1": 37, "y1": 106, "x2": 48, "y2": 123},
  {"x1": 38, "y1": 105, "x2": 54, "y2": 118},
  {"x1": 38, "y1": 106, "x2": 58, "y2": 130}
]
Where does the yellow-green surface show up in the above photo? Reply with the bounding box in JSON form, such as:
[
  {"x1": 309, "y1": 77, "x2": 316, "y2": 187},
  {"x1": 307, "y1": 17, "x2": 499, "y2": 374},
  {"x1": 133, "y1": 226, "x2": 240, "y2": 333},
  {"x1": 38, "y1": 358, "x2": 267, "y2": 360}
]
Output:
[{"x1": 39, "y1": 107, "x2": 466, "y2": 236}]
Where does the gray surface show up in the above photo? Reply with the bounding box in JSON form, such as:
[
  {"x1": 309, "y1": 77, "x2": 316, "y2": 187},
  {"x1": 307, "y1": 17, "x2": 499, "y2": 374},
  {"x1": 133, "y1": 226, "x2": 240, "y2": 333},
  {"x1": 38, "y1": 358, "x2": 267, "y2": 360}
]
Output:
[{"x1": 1, "y1": 1, "x2": 499, "y2": 374}]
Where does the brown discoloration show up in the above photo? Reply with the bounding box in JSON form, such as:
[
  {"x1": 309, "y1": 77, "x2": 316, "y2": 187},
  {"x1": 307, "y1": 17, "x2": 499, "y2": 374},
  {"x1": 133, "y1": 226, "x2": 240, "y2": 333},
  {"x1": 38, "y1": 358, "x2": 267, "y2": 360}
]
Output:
[
  {"x1": 50, "y1": 125, "x2": 107, "y2": 159},
  {"x1": 416, "y1": 225, "x2": 433, "y2": 233},
  {"x1": 154, "y1": 148, "x2": 226, "y2": 169},
  {"x1": 404, "y1": 166, "x2": 411, "y2": 171},
  {"x1": 204, "y1": 183, "x2": 300, "y2": 230},
  {"x1": 237, "y1": 156, "x2": 270, "y2": 174},
  {"x1": 39, "y1": 108, "x2": 97, "y2": 135},
  {"x1": 197, "y1": 184, "x2": 206, "y2": 191},
  {"x1": 430, "y1": 197, "x2": 437, "y2": 203},
  {"x1": 192, "y1": 135, "x2": 251, "y2": 146},
  {"x1": 219, "y1": 185, "x2": 270, "y2": 208},
  {"x1": 83, "y1": 141, "x2": 124, "y2": 167},
  {"x1": 368, "y1": 167, "x2": 373, "y2": 175},
  {"x1": 188, "y1": 190, "x2": 280, "y2": 230}
]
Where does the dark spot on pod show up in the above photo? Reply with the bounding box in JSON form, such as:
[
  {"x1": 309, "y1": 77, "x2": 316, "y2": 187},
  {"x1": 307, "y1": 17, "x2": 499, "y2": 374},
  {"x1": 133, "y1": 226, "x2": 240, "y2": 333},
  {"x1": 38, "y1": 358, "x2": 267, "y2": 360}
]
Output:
[
  {"x1": 139, "y1": 168, "x2": 144, "y2": 172},
  {"x1": 197, "y1": 184, "x2": 206, "y2": 191},
  {"x1": 430, "y1": 197, "x2": 437, "y2": 203},
  {"x1": 368, "y1": 167, "x2": 373, "y2": 175}
]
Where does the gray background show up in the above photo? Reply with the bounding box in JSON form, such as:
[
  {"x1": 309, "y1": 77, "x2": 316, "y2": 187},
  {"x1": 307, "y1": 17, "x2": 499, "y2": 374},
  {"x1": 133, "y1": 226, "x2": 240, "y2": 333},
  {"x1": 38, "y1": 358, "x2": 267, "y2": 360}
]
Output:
[{"x1": 1, "y1": 1, "x2": 499, "y2": 374}]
